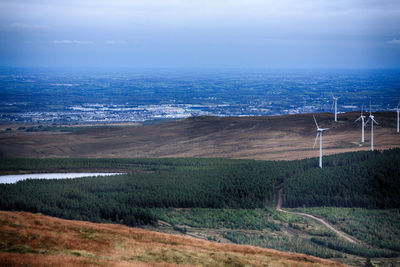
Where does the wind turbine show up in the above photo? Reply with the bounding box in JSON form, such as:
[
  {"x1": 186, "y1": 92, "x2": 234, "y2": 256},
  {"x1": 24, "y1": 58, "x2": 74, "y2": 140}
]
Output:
[
  {"x1": 331, "y1": 93, "x2": 339, "y2": 122},
  {"x1": 365, "y1": 104, "x2": 379, "y2": 151},
  {"x1": 396, "y1": 101, "x2": 399, "y2": 133},
  {"x1": 313, "y1": 115, "x2": 330, "y2": 168},
  {"x1": 355, "y1": 105, "x2": 366, "y2": 143}
]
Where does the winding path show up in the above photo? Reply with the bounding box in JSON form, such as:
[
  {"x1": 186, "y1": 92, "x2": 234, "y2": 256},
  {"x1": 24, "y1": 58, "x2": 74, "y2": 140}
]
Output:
[{"x1": 276, "y1": 189, "x2": 357, "y2": 244}]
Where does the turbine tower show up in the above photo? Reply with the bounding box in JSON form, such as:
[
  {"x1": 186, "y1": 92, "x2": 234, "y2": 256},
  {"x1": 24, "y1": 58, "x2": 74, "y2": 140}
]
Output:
[
  {"x1": 331, "y1": 93, "x2": 339, "y2": 122},
  {"x1": 355, "y1": 105, "x2": 366, "y2": 143},
  {"x1": 313, "y1": 115, "x2": 329, "y2": 168},
  {"x1": 365, "y1": 105, "x2": 379, "y2": 151},
  {"x1": 396, "y1": 101, "x2": 399, "y2": 133}
]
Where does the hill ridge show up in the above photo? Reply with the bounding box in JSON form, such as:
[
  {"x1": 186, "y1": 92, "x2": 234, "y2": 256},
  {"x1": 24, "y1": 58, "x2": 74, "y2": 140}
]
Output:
[
  {"x1": 0, "y1": 111, "x2": 399, "y2": 160},
  {"x1": 0, "y1": 211, "x2": 350, "y2": 266}
]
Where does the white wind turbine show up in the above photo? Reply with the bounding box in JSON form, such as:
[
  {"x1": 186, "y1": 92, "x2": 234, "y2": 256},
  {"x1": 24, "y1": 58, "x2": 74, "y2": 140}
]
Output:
[
  {"x1": 396, "y1": 101, "x2": 399, "y2": 133},
  {"x1": 313, "y1": 115, "x2": 330, "y2": 168},
  {"x1": 365, "y1": 104, "x2": 379, "y2": 151},
  {"x1": 331, "y1": 93, "x2": 339, "y2": 122},
  {"x1": 355, "y1": 105, "x2": 366, "y2": 143}
]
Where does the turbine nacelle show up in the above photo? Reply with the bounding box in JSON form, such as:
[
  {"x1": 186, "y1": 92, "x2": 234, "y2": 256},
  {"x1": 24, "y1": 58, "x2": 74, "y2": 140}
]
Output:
[
  {"x1": 397, "y1": 100, "x2": 400, "y2": 133},
  {"x1": 312, "y1": 115, "x2": 329, "y2": 168},
  {"x1": 317, "y1": 128, "x2": 329, "y2": 133},
  {"x1": 355, "y1": 106, "x2": 366, "y2": 123},
  {"x1": 313, "y1": 115, "x2": 329, "y2": 131},
  {"x1": 355, "y1": 110, "x2": 367, "y2": 143},
  {"x1": 366, "y1": 107, "x2": 379, "y2": 151},
  {"x1": 313, "y1": 115, "x2": 329, "y2": 149},
  {"x1": 366, "y1": 114, "x2": 379, "y2": 125},
  {"x1": 355, "y1": 115, "x2": 366, "y2": 123},
  {"x1": 331, "y1": 92, "x2": 339, "y2": 122}
]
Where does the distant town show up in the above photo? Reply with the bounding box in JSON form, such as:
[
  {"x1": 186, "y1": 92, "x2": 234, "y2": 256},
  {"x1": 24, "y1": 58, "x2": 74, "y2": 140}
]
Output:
[
  {"x1": 0, "y1": 68, "x2": 399, "y2": 124},
  {"x1": 0, "y1": 102, "x2": 369, "y2": 124}
]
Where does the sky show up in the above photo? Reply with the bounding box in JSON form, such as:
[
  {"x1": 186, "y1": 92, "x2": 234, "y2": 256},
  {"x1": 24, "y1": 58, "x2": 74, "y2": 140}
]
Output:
[{"x1": 0, "y1": 0, "x2": 399, "y2": 69}]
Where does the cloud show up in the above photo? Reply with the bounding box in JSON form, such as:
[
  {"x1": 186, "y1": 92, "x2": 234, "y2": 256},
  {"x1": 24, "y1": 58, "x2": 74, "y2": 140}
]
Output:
[
  {"x1": 51, "y1": 40, "x2": 94, "y2": 44},
  {"x1": 106, "y1": 40, "x2": 127, "y2": 45},
  {"x1": 8, "y1": 22, "x2": 49, "y2": 30},
  {"x1": 387, "y1": 39, "x2": 400, "y2": 45}
]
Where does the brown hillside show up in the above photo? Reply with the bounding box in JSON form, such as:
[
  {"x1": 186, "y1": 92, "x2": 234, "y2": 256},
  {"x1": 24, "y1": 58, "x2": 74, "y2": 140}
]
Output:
[
  {"x1": 0, "y1": 211, "x2": 349, "y2": 266},
  {"x1": 0, "y1": 112, "x2": 399, "y2": 160}
]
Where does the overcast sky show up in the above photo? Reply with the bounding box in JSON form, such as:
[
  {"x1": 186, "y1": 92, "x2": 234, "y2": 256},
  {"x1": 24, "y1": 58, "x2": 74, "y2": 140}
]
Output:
[{"x1": 0, "y1": 0, "x2": 399, "y2": 68}]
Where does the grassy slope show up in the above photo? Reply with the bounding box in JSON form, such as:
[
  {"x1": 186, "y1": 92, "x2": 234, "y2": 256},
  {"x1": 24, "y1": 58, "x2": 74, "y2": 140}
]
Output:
[
  {"x1": 151, "y1": 208, "x2": 400, "y2": 266},
  {"x1": 0, "y1": 211, "x2": 349, "y2": 267},
  {"x1": 0, "y1": 111, "x2": 399, "y2": 160}
]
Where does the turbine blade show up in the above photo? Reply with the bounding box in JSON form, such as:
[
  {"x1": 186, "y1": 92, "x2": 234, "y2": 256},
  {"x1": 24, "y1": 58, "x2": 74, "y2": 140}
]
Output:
[
  {"x1": 313, "y1": 133, "x2": 319, "y2": 149},
  {"x1": 369, "y1": 101, "x2": 372, "y2": 115},
  {"x1": 372, "y1": 118, "x2": 379, "y2": 125},
  {"x1": 313, "y1": 115, "x2": 319, "y2": 128},
  {"x1": 321, "y1": 128, "x2": 330, "y2": 131},
  {"x1": 355, "y1": 117, "x2": 361, "y2": 122},
  {"x1": 361, "y1": 104, "x2": 364, "y2": 116},
  {"x1": 365, "y1": 118, "x2": 370, "y2": 125}
]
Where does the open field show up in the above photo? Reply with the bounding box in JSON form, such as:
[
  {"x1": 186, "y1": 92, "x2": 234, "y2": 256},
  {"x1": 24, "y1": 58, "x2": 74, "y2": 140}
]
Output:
[
  {"x1": 0, "y1": 112, "x2": 399, "y2": 160},
  {"x1": 0, "y1": 211, "x2": 350, "y2": 267}
]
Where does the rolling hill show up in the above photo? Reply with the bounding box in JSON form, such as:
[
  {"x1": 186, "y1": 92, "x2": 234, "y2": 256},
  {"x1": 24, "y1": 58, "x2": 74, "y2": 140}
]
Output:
[
  {"x1": 0, "y1": 211, "x2": 349, "y2": 266},
  {"x1": 0, "y1": 111, "x2": 399, "y2": 160}
]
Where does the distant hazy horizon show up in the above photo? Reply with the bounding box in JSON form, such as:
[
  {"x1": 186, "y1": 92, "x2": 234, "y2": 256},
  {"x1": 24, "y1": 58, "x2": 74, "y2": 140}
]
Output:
[
  {"x1": 2, "y1": 66, "x2": 400, "y2": 71},
  {"x1": 1, "y1": 67, "x2": 398, "y2": 124}
]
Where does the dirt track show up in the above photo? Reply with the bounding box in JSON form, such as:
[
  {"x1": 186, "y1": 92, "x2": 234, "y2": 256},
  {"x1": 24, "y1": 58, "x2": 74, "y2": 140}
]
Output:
[{"x1": 276, "y1": 189, "x2": 357, "y2": 244}]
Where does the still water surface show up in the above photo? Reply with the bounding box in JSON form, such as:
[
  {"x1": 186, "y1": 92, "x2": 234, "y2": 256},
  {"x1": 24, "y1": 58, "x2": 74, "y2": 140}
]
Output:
[{"x1": 0, "y1": 173, "x2": 123, "y2": 184}]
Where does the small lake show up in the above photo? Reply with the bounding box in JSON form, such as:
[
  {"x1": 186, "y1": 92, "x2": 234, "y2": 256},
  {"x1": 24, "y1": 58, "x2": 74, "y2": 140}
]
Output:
[{"x1": 0, "y1": 173, "x2": 124, "y2": 184}]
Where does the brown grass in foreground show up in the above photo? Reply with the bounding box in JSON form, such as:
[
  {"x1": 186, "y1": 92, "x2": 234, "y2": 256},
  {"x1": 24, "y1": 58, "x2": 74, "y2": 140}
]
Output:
[{"x1": 0, "y1": 211, "x2": 349, "y2": 266}]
